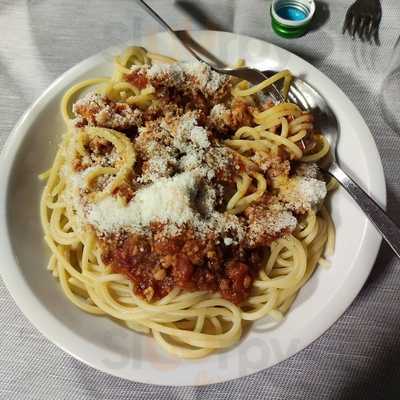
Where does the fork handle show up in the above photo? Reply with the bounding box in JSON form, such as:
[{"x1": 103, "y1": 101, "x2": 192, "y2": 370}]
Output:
[
  {"x1": 136, "y1": 0, "x2": 203, "y2": 63},
  {"x1": 329, "y1": 162, "x2": 400, "y2": 258}
]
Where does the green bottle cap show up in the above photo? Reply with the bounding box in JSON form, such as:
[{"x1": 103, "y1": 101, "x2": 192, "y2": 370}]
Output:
[{"x1": 270, "y1": 0, "x2": 316, "y2": 38}]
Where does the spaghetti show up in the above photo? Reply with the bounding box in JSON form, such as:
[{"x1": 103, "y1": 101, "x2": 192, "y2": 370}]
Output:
[{"x1": 40, "y1": 47, "x2": 335, "y2": 359}]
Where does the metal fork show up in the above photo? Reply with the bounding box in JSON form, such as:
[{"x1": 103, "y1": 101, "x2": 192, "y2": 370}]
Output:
[
  {"x1": 137, "y1": 0, "x2": 284, "y2": 103},
  {"x1": 342, "y1": 0, "x2": 382, "y2": 44},
  {"x1": 263, "y1": 71, "x2": 400, "y2": 258}
]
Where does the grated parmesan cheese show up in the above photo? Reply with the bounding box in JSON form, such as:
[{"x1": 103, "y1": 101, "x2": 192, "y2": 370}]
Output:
[
  {"x1": 148, "y1": 61, "x2": 230, "y2": 97},
  {"x1": 209, "y1": 104, "x2": 232, "y2": 130},
  {"x1": 210, "y1": 104, "x2": 229, "y2": 120},
  {"x1": 87, "y1": 172, "x2": 198, "y2": 233},
  {"x1": 224, "y1": 237, "x2": 234, "y2": 246},
  {"x1": 81, "y1": 166, "x2": 246, "y2": 242},
  {"x1": 247, "y1": 209, "x2": 297, "y2": 246},
  {"x1": 69, "y1": 166, "x2": 99, "y2": 191},
  {"x1": 266, "y1": 211, "x2": 297, "y2": 234},
  {"x1": 279, "y1": 177, "x2": 327, "y2": 212},
  {"x1": 137, "y1": 111, "x2": 224, "y2": 183},
  {"x1": 295, "y1": 162, "x2": 320, "y2": 179},
  {"x1": 173, "y1": 112, "x2": 210, "y2": 151},
  {"x1": 73, "y1": 92, "x2": 143, "y2": 130},
  {"x1": 297, "y1": 177, "x2": 327, "y2": 208}
]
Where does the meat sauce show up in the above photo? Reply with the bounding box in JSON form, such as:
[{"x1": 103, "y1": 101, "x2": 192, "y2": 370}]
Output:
[
  {"x1": 125, "y1": 71, "x2": 148, "y2": 89},
  {"x1": 100, "y1": 228, "x2": 264, "y2": 305}
]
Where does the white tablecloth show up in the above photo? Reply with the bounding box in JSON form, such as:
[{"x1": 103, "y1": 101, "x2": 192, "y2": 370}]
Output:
[{"x1": 1, "y1": 0, "x2": 400, "y2": 398}]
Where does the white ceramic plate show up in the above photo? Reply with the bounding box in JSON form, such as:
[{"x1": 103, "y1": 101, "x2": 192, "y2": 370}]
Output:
[{"x1": 0, "y1": 31, "x2": 385, "y2": 386}]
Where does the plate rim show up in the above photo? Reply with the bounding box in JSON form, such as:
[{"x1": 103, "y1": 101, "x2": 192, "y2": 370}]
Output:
[{"x1": 0, "y1": 30, "x2": 386, "y2": 386}]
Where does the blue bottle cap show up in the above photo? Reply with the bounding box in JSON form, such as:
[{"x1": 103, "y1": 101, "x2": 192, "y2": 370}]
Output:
[{"x1": 271, "y1": 0, "x2": 316, "y2": 38}]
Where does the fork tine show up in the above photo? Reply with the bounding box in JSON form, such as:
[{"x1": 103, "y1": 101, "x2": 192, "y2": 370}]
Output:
[
  {"x1": 289, "y1": 83, "x2": 310, "y2": 111},
  {"x1": 342, "y1": 11, "x2": 352, "y2": 34},
  {"x1": 287, "y1": 90, "x2": 298, "y2": 106},
  {"x1": 372, "y1": 21, "x2": 380, "y2": 45},
  {"x1": 351, "y1": 15, "x2": 360, "y2": 38},
  {"x1": 365, "y1": 19, "x2": 374, "y2": 42},
  {"x1": 357, "y1": 16, "x2": 367, "y2": 41}
]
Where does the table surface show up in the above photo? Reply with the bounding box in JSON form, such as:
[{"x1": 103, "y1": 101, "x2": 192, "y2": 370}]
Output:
[{"x1": 1, "y1": 0, "x2": 400, "y2": 398}]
